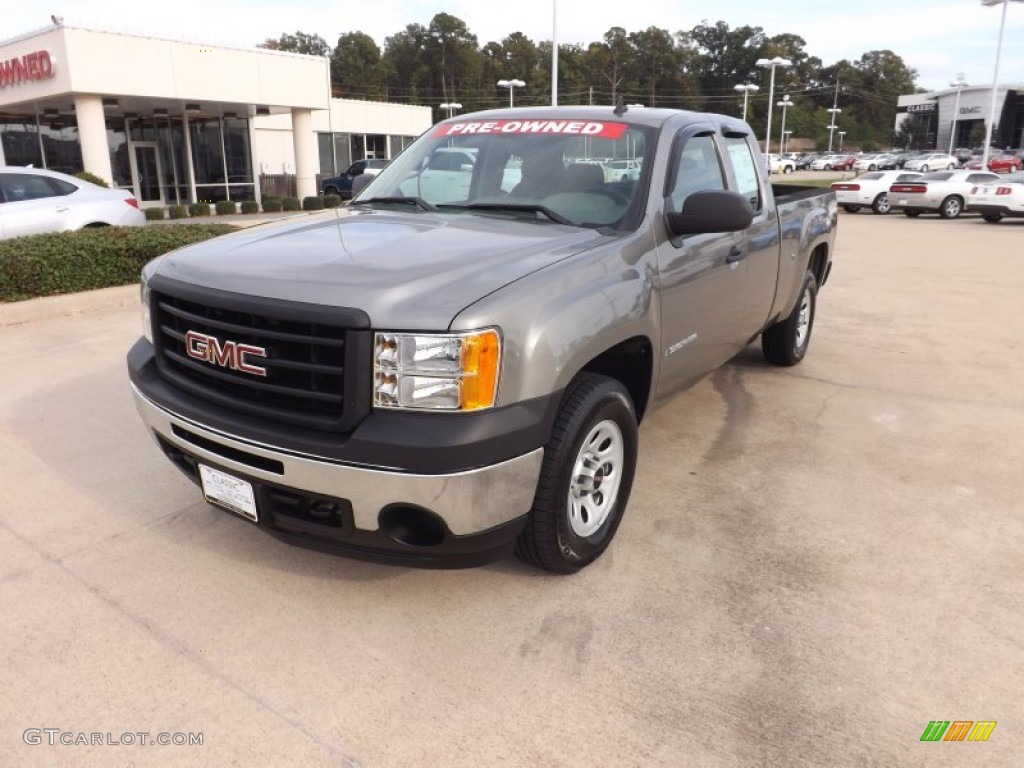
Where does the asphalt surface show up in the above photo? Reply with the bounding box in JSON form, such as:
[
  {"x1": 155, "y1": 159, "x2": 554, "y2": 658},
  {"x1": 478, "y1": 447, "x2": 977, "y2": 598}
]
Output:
[{"x1": 1, "y1": 210, "x2": 1022, "y2": 766}]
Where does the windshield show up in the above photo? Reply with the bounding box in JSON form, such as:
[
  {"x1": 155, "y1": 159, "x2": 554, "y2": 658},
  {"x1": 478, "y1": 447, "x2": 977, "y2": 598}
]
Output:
[{"x1": 354, "y1": 117, "x2": 655, "y2": 229}]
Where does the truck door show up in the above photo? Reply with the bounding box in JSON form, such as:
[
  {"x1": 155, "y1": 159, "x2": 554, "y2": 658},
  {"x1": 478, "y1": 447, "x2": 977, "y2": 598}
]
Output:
[
  {"x1": 655, "y1": 129, "x2": 746, "y2": 396},
  {"x1": 721, "y1": 134, "x2": 780, "y2": 339}
]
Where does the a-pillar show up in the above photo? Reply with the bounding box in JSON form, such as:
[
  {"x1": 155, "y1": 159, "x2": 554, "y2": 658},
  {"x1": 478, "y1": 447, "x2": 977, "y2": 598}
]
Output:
[
  {"x1": 291, "y1": 108, "x2": 317, "y2": 199},
  {"x1": 74, "y1": 94, "x2": 113, "y2": 186}
]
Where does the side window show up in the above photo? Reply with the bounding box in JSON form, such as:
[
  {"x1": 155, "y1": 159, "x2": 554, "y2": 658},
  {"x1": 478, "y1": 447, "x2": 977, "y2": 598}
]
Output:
[
  {"x1": 0, "y1": 173, "x2": 63, "y2": 203},
  {"x1": 669, "y1": 135, "x2": 725, "y2": 211},
  {"x1": 349, "y1": 161, "x2": 365, "y2": 176},
  {"x1": 723, "y1": 136, "x2": 763, "y2": 213}
]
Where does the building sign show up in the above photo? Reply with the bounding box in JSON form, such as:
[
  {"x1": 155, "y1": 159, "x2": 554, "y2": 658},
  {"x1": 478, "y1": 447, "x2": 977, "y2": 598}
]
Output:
[
  {"x1": 900, "y1": 102, "x2": 937, "y2": 114},
  {"x1": 0, "y1": 51, "x2": 55, "y2": 89},
  {"x1": 959, "y1": 106, "x2": 982, "y2": 115},
  {"x1": 433, "y1": 120, "x2": 628, "y2": 138}
]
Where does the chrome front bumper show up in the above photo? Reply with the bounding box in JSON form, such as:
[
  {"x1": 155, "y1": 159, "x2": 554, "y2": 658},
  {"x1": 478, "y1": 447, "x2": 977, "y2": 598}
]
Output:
[{"x1": 131, "y1": 385, "x2": 544, "y2": 537}]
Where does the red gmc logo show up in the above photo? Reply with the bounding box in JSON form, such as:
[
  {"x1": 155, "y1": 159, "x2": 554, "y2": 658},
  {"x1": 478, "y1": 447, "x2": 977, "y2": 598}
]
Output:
[{"x1": 185, "y1": 330, "x2": 267, "y2": 377}]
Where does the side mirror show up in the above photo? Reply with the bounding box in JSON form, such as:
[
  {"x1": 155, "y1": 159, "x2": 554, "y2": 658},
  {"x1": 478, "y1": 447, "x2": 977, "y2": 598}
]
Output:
[
  {"x1": 665, "y1": 189, "x2": 754, "y2": 236},
  {"x1": 351, "y1": 173, "x2": 374, "y2": 198}
]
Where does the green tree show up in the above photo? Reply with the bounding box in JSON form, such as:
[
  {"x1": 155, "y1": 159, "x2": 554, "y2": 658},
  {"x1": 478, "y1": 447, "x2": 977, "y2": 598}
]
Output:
[
  {"x1": 258, "y1": 31, "x2": 330, "y2": 57},
  {"x1": 331, "y1": 32, "x2": 384, "y2": 99}
]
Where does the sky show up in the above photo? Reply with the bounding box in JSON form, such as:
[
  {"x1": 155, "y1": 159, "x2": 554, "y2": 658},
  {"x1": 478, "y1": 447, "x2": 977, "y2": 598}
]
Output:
[{"x1": 8, "y1": 0, "x2": 1024, "y2": 93}]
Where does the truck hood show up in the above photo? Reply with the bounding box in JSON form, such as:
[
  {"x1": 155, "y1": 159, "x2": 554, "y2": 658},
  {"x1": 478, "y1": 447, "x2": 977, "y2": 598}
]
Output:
[{"x1": 151, "y1": 208, "x2": 607, "y2": 329}]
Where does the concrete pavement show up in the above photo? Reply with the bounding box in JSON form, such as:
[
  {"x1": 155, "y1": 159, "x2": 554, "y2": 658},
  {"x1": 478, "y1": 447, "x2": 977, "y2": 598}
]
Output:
[{"x1": 1, "y1": 211, "x2": 1022, "y2": 766}]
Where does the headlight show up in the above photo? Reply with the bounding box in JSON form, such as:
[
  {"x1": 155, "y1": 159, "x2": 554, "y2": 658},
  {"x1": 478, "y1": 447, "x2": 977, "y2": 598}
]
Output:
[
  {"x1": 140, "y1": 274, "x2": 152, "y2": 344},
  {"x1": 373, "y1": 330, "x2": 501, "y2": 411}
]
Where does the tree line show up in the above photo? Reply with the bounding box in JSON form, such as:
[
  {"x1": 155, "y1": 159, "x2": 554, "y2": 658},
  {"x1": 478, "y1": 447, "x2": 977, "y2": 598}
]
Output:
[{"x1": 259, "y1": 17, "x2": 921, "y2": 150}]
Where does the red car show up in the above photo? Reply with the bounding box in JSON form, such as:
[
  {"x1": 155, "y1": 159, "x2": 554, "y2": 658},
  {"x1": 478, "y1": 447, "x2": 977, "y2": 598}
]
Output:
[
  {"x1": 831, "y1": 155, "x2": 857, "y2": 171},
  {"x1": 965, "y1": 151, "x2": 1022, "y2": 173}
]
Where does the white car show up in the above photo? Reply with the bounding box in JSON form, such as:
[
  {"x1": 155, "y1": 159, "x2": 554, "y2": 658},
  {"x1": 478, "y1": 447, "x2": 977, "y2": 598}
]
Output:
[
  {"x1": 810, "y1": 154, "x2": 841, "y2": 171},
  {"x1": 888, "y1": 170, "x2": 1000, "y2": 218},
  {"x1": 0, "y1": 166, "x2": 143, "y2": 239},
  {"x1": 902, "y1": 153, "x2": 959, "y2": 172},
  {"x1": 968, "y1": 171, "x2": 1024, "y2": 223},
  {"x1": 831, "y1": 170, "x2": 922, "y2": 215},
  {"x1": 603, "y1": 159, "x2": 641, "y2": 182},
  {"x1": 767, "y1": 154, "x2": 795, "y2": 174}
]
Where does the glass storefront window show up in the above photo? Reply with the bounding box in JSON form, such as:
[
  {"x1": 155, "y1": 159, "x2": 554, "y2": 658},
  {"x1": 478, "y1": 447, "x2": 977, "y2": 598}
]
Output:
[
  {"x1": 189, "y1": 118, "x2": 225, "y2": 185},
  {"x1": 223, "y1": 118, "x2": 252, "y2": 184},
  {"x1": 107, "y1": 118, "x2": 131, "y2": 187},
  {"x1": 39, "y1": 117, "x2": 83, "y2": 175},
  {"x1": 318, "y1": 133, "x2": 334, "y2": 175},
  {"x1": 0, "y1": 114, "x2": 44, "y2": 168}
]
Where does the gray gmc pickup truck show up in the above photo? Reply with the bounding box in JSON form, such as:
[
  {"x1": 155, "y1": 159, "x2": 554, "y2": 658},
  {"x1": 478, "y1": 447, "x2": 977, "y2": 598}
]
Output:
[{"x1": 128, "y1": 106, "x2": 836, "y2": 573}]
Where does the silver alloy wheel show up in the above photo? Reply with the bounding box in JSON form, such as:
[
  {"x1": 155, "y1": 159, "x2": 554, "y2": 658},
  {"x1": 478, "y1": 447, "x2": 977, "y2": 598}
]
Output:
[
  {"x1": 796, "y1": 287, "x2": 812, "y2": 349},
  {"x1": 944, "y1": 197, "x2": 962, "y2": 217},
  {"x1": 568, "y1": 419, "x2": 624, "y2": 538},
  {"x1": 921, "y1": 164, "x2": 929, "y2": 172},
  {"x1": 875, "y1": 193, "x2": 891, "y2": 214}
]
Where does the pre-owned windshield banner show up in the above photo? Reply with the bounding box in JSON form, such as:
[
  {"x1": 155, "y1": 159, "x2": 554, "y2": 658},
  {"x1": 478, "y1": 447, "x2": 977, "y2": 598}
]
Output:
[{"x1": 432, "y1": 120, "x2": 628, "y2": 138}]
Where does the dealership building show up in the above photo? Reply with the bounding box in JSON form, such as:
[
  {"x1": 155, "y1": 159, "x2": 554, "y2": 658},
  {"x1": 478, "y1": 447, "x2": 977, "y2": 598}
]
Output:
[
  {"x1": 895, "y1": 83, "x2": 1024, "y2": 151},
  {"x1": 0, "y1": 24, "x2": 432, "y2": 205}
]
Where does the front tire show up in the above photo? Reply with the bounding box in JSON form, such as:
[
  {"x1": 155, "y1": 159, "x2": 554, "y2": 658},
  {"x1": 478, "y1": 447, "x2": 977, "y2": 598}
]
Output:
[
  {"x1": 871, "y1": 193, "x2": 891, "y2": 215},
  {"x1": 939, "y1": 196, "x2": 963, "y2": 219},
  {"x1": 904, "y1": 210, "x2": 922, "y2": 218},
  {"x1": 762, "y1": 270, "x2": 818, "y2": 367},
  {"x1": 982, "y1": 213, "x2": 1004, "y2": 223},
  {"x1": 920, "y1": 164, "x2": 930, "y2": 172},
  {"x1": 843, "y1": 205, "x2": 860, "y2": 213},
  {"x1": 515, "y1": 374, "x2": 638, "y2": 574}
]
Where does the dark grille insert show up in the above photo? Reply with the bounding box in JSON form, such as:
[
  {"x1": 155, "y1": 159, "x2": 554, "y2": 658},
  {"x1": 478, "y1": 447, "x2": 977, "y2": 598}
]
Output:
[{"x1": 154, "y1": 290, "x2": 351, "y2": 431}]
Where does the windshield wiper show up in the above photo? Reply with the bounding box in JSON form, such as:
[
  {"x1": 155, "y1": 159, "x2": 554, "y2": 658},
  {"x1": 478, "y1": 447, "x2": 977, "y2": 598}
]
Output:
[
  {"x1": 350, "y1": 196, "x2": 437, "y2": 212},
  {"x1": 457, "y1": 202, "x2": 574, "y2": 226}
]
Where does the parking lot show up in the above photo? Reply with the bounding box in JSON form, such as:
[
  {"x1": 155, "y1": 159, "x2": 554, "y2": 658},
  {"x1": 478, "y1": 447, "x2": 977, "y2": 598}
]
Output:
[{"x1": 1, "y1": 211, "x2": 1023, "y2": 766}]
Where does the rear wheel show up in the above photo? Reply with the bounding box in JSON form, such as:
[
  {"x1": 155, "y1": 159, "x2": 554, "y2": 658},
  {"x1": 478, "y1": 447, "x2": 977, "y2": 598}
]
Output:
[
  {"x1": 947, "y1": 163, "x2": 956, "y2": 170},
  {"x1": 871, "y1": 193, "x2": 891, "y2": 215},
  {"x1": 762, "y1": 270, "x2": 817, "y2": 367},
  {"x1": 843, "y1": 205, "x2": 860, "y2": 213},
  {"x1": 920, "y1": 164, "x2": 930, "y2": 172},
  {"x1": 904, "y1": 210, "x2": 922, "y2": 218},
  {"x1": 515, "y1": 374, "x2": 638, "y2": 574},
  {"x1": 869, "y1": 164, "x2": 877, "y2": 171},
  {"x1": 982, "y1": 213, "x2": 1004, "y2": 223},
  {"x1": 783, "y1": 165, "x2": 793, "y2": 174},
  {"x1": 939, "y1": 196, "x2": 963, "y2": 219}
]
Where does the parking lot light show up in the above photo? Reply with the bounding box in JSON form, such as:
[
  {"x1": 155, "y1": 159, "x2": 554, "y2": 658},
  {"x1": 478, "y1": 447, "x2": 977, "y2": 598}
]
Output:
[
  {"x1": 839, "y1": 131, "x2": 846, "y2": 152},
  {"x1": 734, "y1": 83, "x2": 759, "y2": 122},
  {"x1": 776, "y1": 95, "x2": 793, "y2": 159},
  {"x1": 497, "y1": 79, "x2": 526, "y2": 108},
  {"x1": 439, "y1": 102, "x2": 462, "y2": 119},
  {"x1": 756, "y1": 57, "x2": 792, "y2": 154},
  {"x1": 980, "y1": 0, "x2": 1023, "y2": 168},
  {"x1": 948, "y1": 76, "x2": 968, "y2": 155}
]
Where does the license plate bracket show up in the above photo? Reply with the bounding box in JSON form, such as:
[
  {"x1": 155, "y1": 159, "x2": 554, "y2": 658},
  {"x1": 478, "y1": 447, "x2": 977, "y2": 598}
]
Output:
[{"x1": 199, "y1": 464, "x2": 258, "y2": 523}]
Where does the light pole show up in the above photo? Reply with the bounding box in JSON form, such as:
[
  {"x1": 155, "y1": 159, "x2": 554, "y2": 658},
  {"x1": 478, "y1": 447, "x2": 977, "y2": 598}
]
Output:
[
  {"x1": 827, "y1": 109, "x2": 842, "y2": 152},
  {"x1": 980, "y1": 0, "x2": 1022, "y2": 168},
  {"x1": 552, "y1": 0, "x2": 558, "y2": 105},
  {"x1": 838, "y1": 131, "x2": 846, "y2": 152},
  {"x1": 776, "y1": 95, "x2": 793, "y2": 158},
  {"x1": 439, "y1": 102, "x2": 462, "y2": 119},
  {"x1": 734, "y1": 83, "x2": 759, "y2": 122},
  {"x1": 783, "y1": 130, "x2": 793, "y2": 154},
  {"x1": 947, "y1": 75, "x2": 968, "y2": 155},
  {"x1": 756, "y1": 57, "x2": 792, "y2": 154},
  {"x1": 497, "y1": 79, "x2": 526, "y2": 108}
]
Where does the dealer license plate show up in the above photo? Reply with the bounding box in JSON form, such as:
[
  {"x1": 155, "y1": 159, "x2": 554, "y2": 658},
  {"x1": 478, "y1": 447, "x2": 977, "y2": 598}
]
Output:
[
  {"x1": 199, "y1": 465, "x2": 258, "y2": 523},
  {"x1": 897, "y1": 198, "x2": 908, "y2": 205}
]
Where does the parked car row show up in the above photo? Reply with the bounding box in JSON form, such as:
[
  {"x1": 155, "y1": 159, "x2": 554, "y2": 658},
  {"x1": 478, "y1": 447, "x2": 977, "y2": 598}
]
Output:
[{"x1": 832, "y1": 168, "x2": 1024, "y2": 222}]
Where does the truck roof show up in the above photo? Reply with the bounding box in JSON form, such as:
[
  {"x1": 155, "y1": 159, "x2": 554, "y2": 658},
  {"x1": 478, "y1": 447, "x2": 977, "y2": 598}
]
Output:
[{"x1": 440, "y1": 105, "x2": 748, "y2": 133}]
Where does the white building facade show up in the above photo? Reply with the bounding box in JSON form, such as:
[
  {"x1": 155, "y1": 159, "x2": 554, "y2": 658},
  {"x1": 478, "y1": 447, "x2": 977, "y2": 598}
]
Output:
[
  {"x1": 895, "y1": 84, "x2": 1024, "y2": 151},
  {"x1": 0, "y1": 25, "x2": 431, "y2": 205}
]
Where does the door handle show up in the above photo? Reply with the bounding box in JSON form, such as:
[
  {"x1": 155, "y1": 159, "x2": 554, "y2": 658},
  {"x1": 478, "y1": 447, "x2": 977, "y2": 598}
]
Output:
[
  {"x1": 55, "y1": 206, "x2": 69, "y2": 213},
  {"x1": 726, "y1": 246, "x2": 746, "y2": 263}
]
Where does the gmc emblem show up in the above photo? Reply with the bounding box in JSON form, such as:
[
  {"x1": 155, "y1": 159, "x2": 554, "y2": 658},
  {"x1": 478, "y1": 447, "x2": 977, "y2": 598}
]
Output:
[{"x1": 185, "y1": 330, "x2": 267, "y2": 377}]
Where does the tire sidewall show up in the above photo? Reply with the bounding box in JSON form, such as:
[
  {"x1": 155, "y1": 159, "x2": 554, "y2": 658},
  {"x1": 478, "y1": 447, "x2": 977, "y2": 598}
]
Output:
[
  {"x1": 791, "y1": 273, "x2": 817, "y2": 363},
  {"x1": 552, "y1": 389, "x2": 638, "y2": 566}
]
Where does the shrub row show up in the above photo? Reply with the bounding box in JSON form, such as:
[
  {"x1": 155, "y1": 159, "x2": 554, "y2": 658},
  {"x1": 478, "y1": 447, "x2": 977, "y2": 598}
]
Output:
[
  {"x1": 0, "y1": 224, "x2": 236, "y2": 302},
  {"x1": 142, "y1": 197, "x2": 330, "y2": 219}
]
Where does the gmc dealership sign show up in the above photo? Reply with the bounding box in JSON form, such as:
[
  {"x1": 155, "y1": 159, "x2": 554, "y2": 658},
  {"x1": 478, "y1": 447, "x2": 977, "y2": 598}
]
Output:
[{"x1": 0, "y1": 51, "x2": 55, "y2": 88}]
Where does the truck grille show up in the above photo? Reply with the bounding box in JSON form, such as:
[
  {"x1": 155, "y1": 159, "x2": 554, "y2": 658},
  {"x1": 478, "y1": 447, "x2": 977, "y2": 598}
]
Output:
[{"x1": 152, "y1": 289, "x2": 368, "y2": 432}]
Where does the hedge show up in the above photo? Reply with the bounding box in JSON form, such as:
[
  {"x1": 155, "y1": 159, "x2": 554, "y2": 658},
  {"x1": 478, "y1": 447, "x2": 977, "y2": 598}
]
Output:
[
  {"x1": 240, "y1": 200, "x2": 259, "y2": 214},
  {"x1": 281, "y1": 197, "x2": 301, "y2": 211},
  {"x1": 302, "y1": 196, "x2": 324, "y2": 211},
  {"x1": 189, "y1": 202, "x2": 212, "y2": 217},
  {"x1": 0, "y1": 224, "x2": 237, "y2": 302},
  {"x1": 323, "y1": 194, "x2": 342, "y2": 209},
  {"x1": 262, "y1": 198, "x2": 283, "y2": 212},
  {"x1": 215, "y1": 200, "x2": 237, "y2": 216},
  {"x1": 169, "y1": 205, "x2": 190, "y2": 220},
  {"x1": 144, "y1": 208, "x2": 165, "y2": 221}
]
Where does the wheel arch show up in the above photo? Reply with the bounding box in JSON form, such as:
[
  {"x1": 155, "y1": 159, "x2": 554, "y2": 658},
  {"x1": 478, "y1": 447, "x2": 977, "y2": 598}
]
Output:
[{"x1": 575, "y1": 335, "x2": 654, "y2": 423}]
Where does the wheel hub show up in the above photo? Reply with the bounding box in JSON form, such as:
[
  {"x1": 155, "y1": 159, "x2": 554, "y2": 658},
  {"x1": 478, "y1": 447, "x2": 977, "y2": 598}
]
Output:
[{"x1": 568, "y1": 420, "x2": 624, "y2": 538}]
